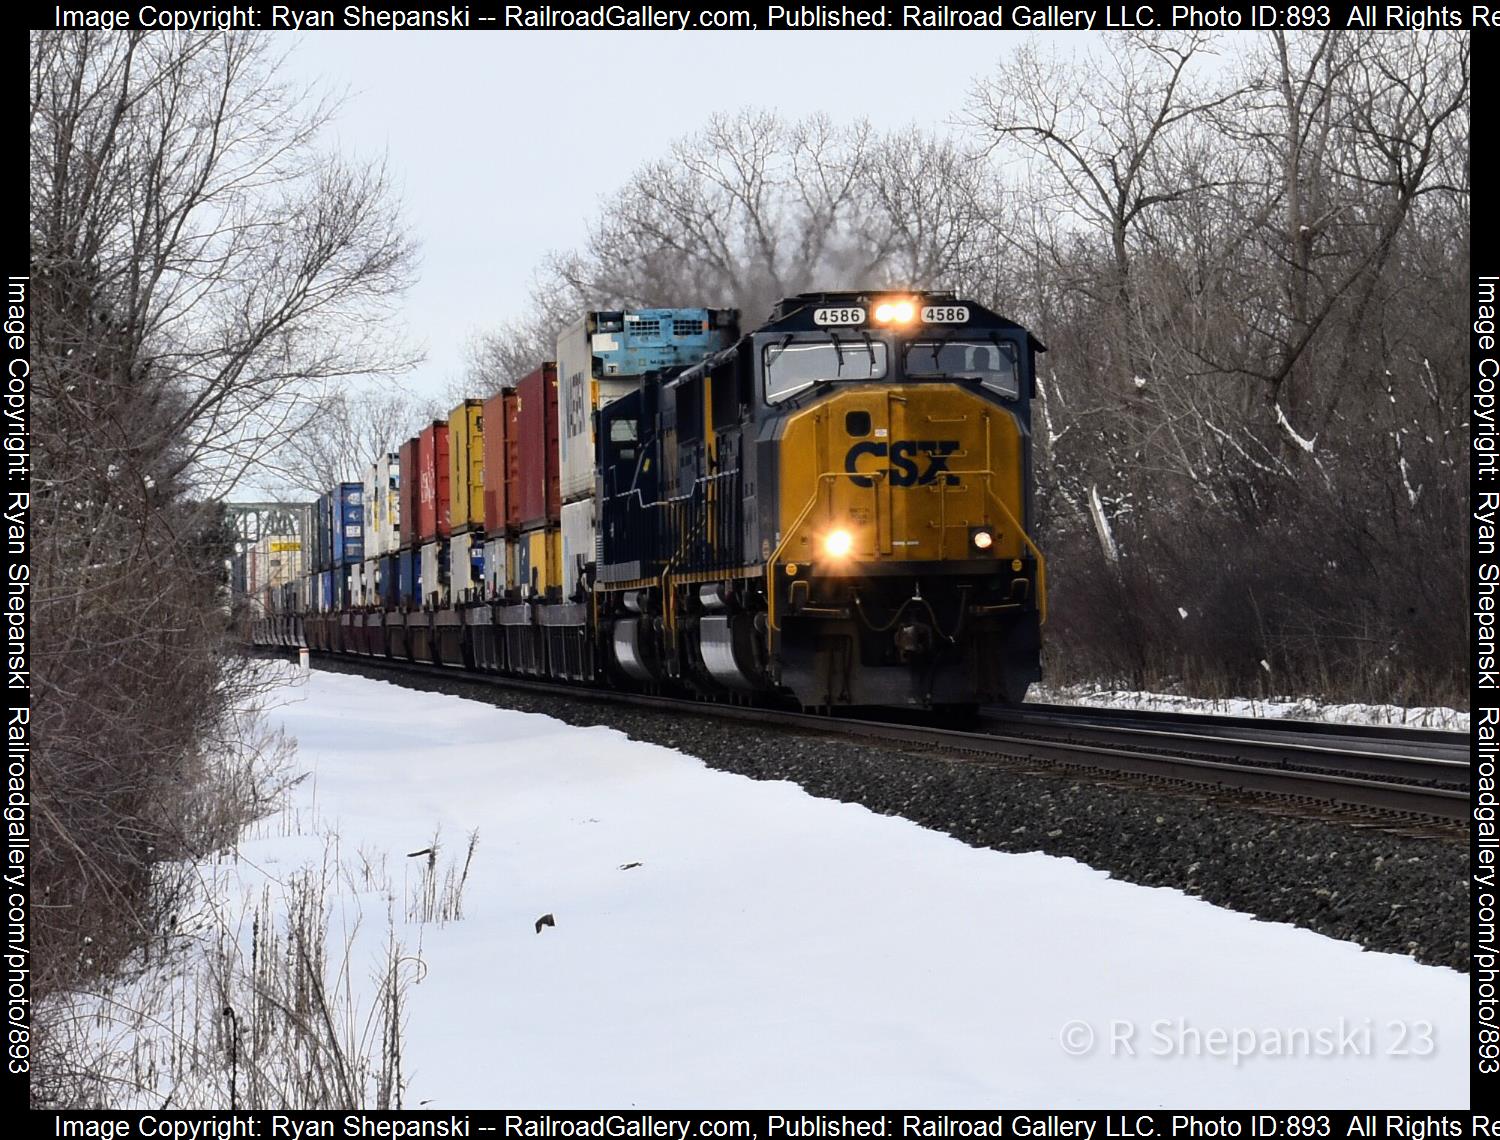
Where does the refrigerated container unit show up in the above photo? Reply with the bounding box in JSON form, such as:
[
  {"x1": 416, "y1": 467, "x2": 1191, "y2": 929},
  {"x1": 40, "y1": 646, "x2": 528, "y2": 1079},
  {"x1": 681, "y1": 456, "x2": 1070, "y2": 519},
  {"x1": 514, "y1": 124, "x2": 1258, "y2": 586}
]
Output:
[{"x1": 515, "y1": 363, "x2": 559, "y2": 531}]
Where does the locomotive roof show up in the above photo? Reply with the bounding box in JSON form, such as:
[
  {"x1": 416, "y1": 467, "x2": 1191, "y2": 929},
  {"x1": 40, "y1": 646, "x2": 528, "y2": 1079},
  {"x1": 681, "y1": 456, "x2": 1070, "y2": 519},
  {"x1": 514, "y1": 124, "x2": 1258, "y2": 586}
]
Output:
[
  {"x1": 654, "y1": 291, "x2": 1046, "y2": 390},
  {"x1": 759, "y1": 291, "x2": 1045, "y2": 350}
]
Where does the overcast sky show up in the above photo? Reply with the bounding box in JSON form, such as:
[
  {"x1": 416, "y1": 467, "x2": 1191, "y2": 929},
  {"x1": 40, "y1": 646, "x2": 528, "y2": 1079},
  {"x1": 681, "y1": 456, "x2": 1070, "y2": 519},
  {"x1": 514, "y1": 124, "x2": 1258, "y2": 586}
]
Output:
[{"x1": 280, "y1": 31, "x2": 1082, "y2": 407}]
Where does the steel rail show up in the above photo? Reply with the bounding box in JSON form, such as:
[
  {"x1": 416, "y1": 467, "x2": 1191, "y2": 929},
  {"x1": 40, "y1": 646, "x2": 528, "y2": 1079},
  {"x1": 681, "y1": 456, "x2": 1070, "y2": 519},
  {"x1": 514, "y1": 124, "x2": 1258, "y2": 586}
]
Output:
[
  {"x1": 977, "y1": 708, "x2": 1469, "y2": 787},
  {"x1": 269, "y1": 648, "x2": 1472, "y2": 823}
]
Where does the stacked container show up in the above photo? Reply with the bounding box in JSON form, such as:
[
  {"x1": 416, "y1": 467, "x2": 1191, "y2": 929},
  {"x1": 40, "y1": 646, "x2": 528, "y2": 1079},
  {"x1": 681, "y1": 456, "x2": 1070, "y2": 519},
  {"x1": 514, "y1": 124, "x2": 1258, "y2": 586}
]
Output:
[
  {"x1": 358, "y1": 459, "x2": 378, "y2": 609},
  {"x1": 252, "y1": 534, "x2": 303, "y2": 597},
  {"x1": 397, "y1": 437, "x2": 421, "y2": 607},
  {"x1": 447, "y1": 400, "x2": 485, "y2": 603},
  {"x1": 361, "y1": 456, "x2": 394, "y2": 607},
  {"x1": 375, "y1": 452, "x2": 402, "y2": 608},
  {"x1": 481, "y1": 388, "x2": 520, "y2": 598},
  {"x1": 332, "y1": 481, "x2": 363, "y2": 605},
  {"x1": 415, "y1": 421, "x2": 451, "y2": 607},
  {"x1": 554, "y1": 310, "x2": 737, "y2": 601},
  {"x1": 311, "y1": 492, "x2": 332, "y2": 610},
  {"x1": 514, "y1": 363, "x2": 560, "y2": 598}
]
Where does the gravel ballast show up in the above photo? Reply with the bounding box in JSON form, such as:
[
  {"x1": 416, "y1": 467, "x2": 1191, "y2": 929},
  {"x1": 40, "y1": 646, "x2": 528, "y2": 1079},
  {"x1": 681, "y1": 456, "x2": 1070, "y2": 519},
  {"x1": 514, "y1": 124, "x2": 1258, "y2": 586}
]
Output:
[{"x1": 305, "y1": 655, "x2": 1470, "y2": 972}]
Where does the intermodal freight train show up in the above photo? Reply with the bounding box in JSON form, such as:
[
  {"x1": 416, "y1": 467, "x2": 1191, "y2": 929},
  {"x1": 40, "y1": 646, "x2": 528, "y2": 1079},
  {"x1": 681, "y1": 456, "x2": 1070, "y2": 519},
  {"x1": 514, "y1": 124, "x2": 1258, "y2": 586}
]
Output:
[{"x1": 244, "y1": 291, "x2": 1048, "y2": 710}]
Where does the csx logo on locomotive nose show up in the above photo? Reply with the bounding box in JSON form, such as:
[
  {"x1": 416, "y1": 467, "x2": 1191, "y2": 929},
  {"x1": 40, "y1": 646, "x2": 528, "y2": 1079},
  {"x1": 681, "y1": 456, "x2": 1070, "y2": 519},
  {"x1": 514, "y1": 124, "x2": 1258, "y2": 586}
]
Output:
[{"x1": 845, "y1": 440, "x2": 960, "y2": 487}]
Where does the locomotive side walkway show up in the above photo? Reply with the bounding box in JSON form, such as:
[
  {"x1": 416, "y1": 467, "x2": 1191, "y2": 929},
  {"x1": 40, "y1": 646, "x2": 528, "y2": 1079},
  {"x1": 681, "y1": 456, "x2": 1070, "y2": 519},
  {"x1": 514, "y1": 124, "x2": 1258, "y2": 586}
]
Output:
[{"x1": 235, "y1": 666, "x2": 1464, "y2": 1106}]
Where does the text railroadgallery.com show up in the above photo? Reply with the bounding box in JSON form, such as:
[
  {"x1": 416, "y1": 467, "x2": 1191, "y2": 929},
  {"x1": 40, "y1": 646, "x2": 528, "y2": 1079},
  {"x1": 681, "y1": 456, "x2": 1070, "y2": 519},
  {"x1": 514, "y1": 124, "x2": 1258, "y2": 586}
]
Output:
[{"x1": 36, "y1": 1113, "x2": 1489, "y2": 1138}]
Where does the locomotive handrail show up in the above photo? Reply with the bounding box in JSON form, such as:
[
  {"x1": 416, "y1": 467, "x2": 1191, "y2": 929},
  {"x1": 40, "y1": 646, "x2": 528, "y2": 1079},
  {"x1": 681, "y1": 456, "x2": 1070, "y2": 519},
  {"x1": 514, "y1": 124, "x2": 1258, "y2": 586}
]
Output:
[
  {"x1": 766, "y1": 472, "x2": 855, "y2": 632},
  {"x1": 980, "y1": 479, "x2": 1048, "y2": 624}
]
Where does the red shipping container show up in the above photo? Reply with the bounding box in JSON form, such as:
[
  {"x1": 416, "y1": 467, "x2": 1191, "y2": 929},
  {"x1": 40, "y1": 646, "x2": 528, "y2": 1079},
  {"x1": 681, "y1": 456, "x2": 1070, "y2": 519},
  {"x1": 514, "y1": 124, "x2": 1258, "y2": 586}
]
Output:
[
  {"x1": 481, "y1": 389, "x2": 517, "y2": 534},
  {"x1": 503, "y1": 390, "x2": 523, "y2": 530},
  {"x1": 398, "y1": 437, "x2": 420, "y2": 550},
  {"x1": 416, "y1": 420, "x2": 452, "y2": 542},
  {"x1": 516, "y1": 363, "x2": 560, "y2": 529}
]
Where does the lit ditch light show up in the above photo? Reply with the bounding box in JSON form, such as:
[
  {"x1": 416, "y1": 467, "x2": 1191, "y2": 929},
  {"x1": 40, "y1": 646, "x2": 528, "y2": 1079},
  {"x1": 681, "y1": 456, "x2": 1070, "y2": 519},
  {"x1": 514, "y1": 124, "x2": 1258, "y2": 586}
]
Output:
[{"x1": 824, "y1": 529, "x2": 854, "y2": 558}]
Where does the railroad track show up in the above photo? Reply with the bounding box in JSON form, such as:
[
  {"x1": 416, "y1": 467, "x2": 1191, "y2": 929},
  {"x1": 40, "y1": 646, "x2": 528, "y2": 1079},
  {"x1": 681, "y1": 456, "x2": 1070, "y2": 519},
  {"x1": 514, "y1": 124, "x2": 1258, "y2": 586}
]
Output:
[{"x1": 268, "y1": 647, "x2": 1471, "y2": 824}]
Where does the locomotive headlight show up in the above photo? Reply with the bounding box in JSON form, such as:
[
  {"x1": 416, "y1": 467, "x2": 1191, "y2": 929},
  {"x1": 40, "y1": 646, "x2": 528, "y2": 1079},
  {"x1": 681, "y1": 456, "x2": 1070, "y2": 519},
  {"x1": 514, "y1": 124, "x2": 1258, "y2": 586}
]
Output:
[
  {"x1": 874, "y1": 299, "x2": 915, "y2": 324},
  {"x1": 824, "y1": 529, "x2": 854, "y2": 558},
  {"x1": 971, "y1": 528, "x2": 994, "y2": 551}
]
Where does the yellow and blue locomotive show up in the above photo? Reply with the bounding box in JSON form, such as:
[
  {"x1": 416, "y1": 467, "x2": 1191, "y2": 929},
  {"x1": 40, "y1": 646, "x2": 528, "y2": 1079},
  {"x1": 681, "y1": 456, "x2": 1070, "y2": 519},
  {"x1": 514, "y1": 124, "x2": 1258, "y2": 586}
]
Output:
[
  {"x1": 595, "y1": 291, "x2": 1046, "y2": 709},
  {"x1": 263, "y1": 291, "x2": 1046, "y2": 712}
]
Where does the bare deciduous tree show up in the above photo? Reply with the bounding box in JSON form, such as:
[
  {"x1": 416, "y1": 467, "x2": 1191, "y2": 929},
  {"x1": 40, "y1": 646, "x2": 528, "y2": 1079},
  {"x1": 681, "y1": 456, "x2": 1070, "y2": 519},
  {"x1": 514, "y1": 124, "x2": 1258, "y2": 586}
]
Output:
[
  {"x1": 28, "y1": 31, "x2": 418, "y2": 1098},
  {"x1": 968, "y1": 32, "x2": 1237, "y2": 395},
  {"x1": 267, "y1": 386, "x2": 423, "y2": 494}
]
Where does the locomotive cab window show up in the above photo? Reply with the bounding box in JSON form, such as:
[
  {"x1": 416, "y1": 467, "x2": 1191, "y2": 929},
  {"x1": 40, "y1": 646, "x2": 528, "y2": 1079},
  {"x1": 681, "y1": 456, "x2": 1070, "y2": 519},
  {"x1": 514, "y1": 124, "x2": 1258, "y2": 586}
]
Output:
[
  {"x1": 905, "y1": 339, "x2": 1020, "y2": 399},
  {"x1": 763, "y1": 337, "x2": 888, "y2": 403},
  {"x1": 609, "y1": 416, "x2": 638, "y2": 462}
]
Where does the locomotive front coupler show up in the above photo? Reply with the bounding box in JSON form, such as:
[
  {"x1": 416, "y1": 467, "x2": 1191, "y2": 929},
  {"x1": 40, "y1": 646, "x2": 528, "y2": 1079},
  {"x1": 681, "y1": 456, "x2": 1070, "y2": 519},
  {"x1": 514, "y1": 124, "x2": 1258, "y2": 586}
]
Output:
[{"x1": 893, "y1": 619, "x2": 935, "y2": 662}]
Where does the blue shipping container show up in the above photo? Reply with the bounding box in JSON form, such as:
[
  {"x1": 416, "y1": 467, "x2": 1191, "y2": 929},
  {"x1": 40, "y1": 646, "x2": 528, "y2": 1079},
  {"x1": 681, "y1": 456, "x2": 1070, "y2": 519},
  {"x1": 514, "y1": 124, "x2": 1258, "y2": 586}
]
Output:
[
  {"x1": 397, "y1": 548, "x2": 421, "y2": 607},
  {"x1": 312, "y1": 493, "x2": 332, "y2": 572},
  {"x1": 378, "y1": 553, "x2": 397, "y2": 609},
  {"x1": 318, "y1": 570, "x2": 334, "y2": 611},
  {"x1": 335, "y1": 482, "x2": 364, "y2": 565},
  {"x1": 592, "y1": 308, "x2": 736, "y2": 375}
]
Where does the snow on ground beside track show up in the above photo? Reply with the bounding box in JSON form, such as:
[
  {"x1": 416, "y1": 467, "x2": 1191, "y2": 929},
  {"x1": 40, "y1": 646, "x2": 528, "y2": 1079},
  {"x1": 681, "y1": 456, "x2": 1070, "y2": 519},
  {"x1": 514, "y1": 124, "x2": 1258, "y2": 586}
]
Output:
[
  {"x1": 120, "y1": 666, "x2": 1468, "y2": 1107},
  {"x1": 1031, "y1": 684, "x2": 1469, "y2": 731}
]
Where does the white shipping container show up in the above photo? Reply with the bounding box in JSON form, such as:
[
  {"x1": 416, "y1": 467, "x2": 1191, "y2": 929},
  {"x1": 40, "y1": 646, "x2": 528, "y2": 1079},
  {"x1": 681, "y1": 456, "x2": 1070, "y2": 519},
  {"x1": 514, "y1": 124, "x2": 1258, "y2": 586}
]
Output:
[
  {"x1": 348, "y1": 562, "x2": 365, "y2": 607},
  {"x1": 556, "y1": 316, "x2": 639, "y2": 504},
  {"x1": 377, "y1": 451, "x2": 400, "y2": 555},
  {"x1": 362, "y1": 460, "x2": 382, "y2": 559},
  {"x1": 420, "y1": 540, "x2": 446, "y2": 609},
  {"x1": 482, "y1": 537, "x2": 510, "y2": 598},
  {"x1": 560, "y1": 498, "x2": 596, "y2": 602},
  {"x1": 361, "y1": 558, "x2": 380, "y2": 607},
  {"x1": 447, "y1": 532, "x2": 482, "y2": 603},
  {"x1": 360, "y1": 452, "x2": 401, "y2": 558}
]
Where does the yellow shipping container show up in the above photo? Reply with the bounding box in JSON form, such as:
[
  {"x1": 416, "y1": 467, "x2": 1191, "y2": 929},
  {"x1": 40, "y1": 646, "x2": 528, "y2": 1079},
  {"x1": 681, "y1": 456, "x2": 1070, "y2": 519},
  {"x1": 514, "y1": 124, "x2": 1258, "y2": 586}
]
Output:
[
  {"x1": 515, "y1": 526, "x2": 561, "y2": 598},
  {"x1": 447, "y1": 399, "x2": 486, "y2": 533}
]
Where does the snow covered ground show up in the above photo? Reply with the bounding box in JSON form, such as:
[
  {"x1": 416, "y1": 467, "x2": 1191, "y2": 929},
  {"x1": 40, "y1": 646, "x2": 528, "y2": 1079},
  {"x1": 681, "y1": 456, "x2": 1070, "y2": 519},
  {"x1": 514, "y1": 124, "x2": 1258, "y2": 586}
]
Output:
[
  {"x1": 1032, "y1": 684, "x2": 1469, "y2": 731},
  {"x1": 97, "y1": 665, "x2": 1468, "y2": 1107}
]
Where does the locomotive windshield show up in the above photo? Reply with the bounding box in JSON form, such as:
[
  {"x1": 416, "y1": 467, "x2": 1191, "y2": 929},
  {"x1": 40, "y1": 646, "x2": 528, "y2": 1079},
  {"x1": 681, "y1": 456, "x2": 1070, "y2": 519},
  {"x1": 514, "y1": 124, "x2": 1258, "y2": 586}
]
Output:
[
  {"x1": 763, "y1": 337, "x2": 888, "y2": 403},
  {"x1": 905, "y1": 339, "x2": 1020, "y2": 399}
]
